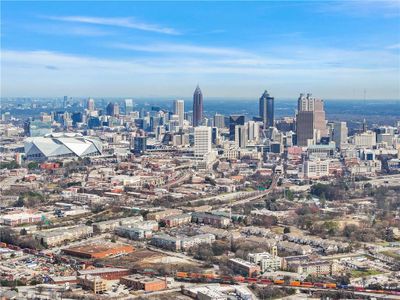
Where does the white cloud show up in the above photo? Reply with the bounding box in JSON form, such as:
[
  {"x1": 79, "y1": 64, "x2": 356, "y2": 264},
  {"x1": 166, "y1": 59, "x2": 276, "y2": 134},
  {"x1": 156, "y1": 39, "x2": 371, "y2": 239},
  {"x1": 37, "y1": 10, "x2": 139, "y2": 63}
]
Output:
[
  {"x1": 387, "y1": 43, "x2": 400, "y2": 49},
  {"x1": 44, "y1": 15, "x2": 179, "y2": 35},
  {"x1": 1, "y1": 49, "x2": 399, "y2": 98},
  {"x1": 111, "y1": 42, "x2": 250, "y2": 56}
]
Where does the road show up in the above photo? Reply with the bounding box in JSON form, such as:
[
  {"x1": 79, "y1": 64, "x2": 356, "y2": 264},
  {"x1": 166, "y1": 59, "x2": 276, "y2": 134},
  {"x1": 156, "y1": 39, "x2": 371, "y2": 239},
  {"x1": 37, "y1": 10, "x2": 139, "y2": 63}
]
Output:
[{"x1": 187, "y1": 174, "x2": 279, "y2": 208}]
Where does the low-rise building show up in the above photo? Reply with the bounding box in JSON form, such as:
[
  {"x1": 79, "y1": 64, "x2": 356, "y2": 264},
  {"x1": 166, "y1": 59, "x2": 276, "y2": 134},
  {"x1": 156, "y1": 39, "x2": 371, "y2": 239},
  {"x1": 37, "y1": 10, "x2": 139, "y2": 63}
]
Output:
[
  {"x1": 163, "y1": 213, "x2": 192, "y2": 227},
  {"x1": 92, "y1": 216, "x2": 143, "y2": 233},
  {"x1": 120, "y1": 274, "x2": 166, "y2": 292},
  {"x1": 115, "y1": 226, "x2": 153, "y2": 240},
  {"x1": 77, "y1": 268, "x2": 130, "y2": 280},
  {"x1": 248, "y1": 249, "x2": 282, "y2": 272},
  {"x1": 0, "y1": 213, "x2": 42, "y2": 226},
  {"x1": 191, "y1": 212, "x2": 231, "y2": 228},
  {"x1": 180, "y1": 234, "x2": 215, "y2": 251},
  {"x1": 146, "y1": 209, "x2": 182, "y2": 221},
  {"x1": 290, "y1": 261, "x2": 337, "y2": 276},
  {"x1": 228, "y1": 258, "x2": 260, "y2": 277},
  {"x1": 78, "y1": 275, "x2": 108, "y2": 294},
  {"x1": 151, "y1": 234, "x2": 181, "y2": 251},
  {"x1": 35, "y1": 225, "x2": 93, "y2": 247}
]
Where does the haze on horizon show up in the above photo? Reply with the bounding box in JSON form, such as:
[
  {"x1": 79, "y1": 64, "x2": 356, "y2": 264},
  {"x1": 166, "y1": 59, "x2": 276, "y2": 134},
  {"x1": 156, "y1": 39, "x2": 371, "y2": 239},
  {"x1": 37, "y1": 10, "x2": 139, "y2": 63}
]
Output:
[{"x1": 1, "y1": 1, "x2": 400, "y2": 100}]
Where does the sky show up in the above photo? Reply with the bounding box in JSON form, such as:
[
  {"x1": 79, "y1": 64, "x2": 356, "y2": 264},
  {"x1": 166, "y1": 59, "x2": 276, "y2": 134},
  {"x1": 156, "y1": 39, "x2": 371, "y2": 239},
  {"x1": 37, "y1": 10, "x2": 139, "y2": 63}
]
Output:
[{"x1": 1, "y1": 1, "x2": 400, "y2": 99}]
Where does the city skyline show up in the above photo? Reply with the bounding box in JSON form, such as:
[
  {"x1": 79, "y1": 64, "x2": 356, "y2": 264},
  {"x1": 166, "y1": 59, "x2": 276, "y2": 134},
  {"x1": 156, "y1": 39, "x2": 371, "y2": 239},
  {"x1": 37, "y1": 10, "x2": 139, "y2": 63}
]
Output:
[{"x1": 1, "y1": 1, "x2": 400, "y2": 99}]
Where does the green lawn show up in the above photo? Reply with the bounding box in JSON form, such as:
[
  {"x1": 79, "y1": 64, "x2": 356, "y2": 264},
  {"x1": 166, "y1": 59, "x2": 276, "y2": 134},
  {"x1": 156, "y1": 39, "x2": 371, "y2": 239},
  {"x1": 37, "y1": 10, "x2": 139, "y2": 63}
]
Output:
[{"x1": 350, "y1": 269, "x2": 382, "y2": 278}]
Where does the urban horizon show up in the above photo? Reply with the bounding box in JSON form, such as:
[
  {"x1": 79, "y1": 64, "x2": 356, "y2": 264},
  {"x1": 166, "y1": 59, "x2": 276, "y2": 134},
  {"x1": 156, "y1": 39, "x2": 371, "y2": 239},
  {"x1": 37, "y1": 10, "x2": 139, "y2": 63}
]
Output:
[{"x1": 1, "y1": 1, "x2": 400, "y2": 299}]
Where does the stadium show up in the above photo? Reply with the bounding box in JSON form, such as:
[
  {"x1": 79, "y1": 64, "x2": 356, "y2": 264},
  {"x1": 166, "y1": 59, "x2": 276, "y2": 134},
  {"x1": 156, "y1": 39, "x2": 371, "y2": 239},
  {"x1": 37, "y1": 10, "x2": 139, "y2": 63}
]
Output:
[{"x1": 24, "y1": 133, "x2": 102, "y2": 161}]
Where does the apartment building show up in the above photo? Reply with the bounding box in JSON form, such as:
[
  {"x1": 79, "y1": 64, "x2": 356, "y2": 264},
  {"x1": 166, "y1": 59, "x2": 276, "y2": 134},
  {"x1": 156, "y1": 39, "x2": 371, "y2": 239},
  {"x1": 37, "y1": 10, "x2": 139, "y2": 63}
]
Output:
[
  {"x1": 163, "y1": 213, "x2": 192, "y2": 227},
  {"x1": 191, "y1": 212, "x2": 231, "y2": 228},
  {"x1": 35, "y1": 225, "x2": 93, "y2": 247},
  {"x1": 92, "y1": 216, "x2": 143, "y2": 233}
]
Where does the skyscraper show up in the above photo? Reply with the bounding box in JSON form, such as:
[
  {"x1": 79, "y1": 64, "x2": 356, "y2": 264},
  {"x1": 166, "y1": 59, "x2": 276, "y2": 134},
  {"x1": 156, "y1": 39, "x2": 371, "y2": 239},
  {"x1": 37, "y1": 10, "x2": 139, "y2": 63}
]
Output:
[
  {"x1": 194, "y1": 126, "x2": 212, "y2": 157},
  {"x1": 229, "y1": 115, "x2": 245, "y2": 141},
  {"x1": 259, "y1": 90, "x2": 274, "y2": 129},
  {"x1": 173, "y1": 99, "x2": 185, "y2": 127},
  {"x1": 213, "y1": 114, "x2": 225, "y2": 129},
  {"x1": 106, "y1": 102, "x2": 119, "y2": 117},
  {"x1": 132, "y1": 136, "x2": 147, "y2": 155},
  {"x1": 247, "y1": 120, "x2": 260, "y2": 143},
  {"x1": 193, "y1": 85, "x2": 203, "y2": 127},
  {"x1": 332, "y1": 122, "x2": 348, "y2": 149},
  {"x1": 296, "y1": 93, "x2": 327, "y2": 146},
  {"x1": 124, "y1": 99, "x2": 134, "y2": 115},
  {"x1": 87, "y1": 98, "x2": 95, "y2": 111},
  {"x1": 63, "y1": 96, "x2": 68, "y2": 108},
  {"x1": 235, "y1": 125, "x2": 248, "y2": 148}
]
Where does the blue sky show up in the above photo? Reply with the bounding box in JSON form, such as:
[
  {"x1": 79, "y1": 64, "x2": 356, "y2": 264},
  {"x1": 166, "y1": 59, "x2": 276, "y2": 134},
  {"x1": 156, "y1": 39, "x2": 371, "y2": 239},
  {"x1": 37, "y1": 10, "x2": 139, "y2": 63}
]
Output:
[{"x1": 1, "y1": 1, "x2": 400, "y2": 99}]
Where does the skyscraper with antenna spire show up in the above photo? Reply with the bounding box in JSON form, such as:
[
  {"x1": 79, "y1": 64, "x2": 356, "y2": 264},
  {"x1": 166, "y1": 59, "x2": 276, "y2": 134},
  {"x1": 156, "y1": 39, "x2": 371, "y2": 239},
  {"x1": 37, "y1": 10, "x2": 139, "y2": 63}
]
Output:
[{"x1": 193, "y1": 85, "x2": 203, "y2": 127}]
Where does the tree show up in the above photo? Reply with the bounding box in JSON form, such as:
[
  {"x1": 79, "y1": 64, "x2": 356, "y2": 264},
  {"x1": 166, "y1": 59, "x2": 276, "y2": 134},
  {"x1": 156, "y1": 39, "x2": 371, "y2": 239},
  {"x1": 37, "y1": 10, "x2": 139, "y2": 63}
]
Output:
[
  {"x1": 27, "y1": 162, "x2": 39, "y2": 170},
  {"x1": 192, "y1": 243, "x2": 214, "y2": 262},
  {"x1": 14, "y1": 197, "x2": 25, "y2": 207},
  {"x1": 212, "y1": 240, "x2": 230, "y2": 256},
  {"x1": 283, "y1": 227, "x2": 291, "y2": 234},
  {"x1": 285, "y1": 189, "x2": 294, "y2": 201},
  {"x1": 324, "y1": 221, "x2": 339, "y2": 236}
]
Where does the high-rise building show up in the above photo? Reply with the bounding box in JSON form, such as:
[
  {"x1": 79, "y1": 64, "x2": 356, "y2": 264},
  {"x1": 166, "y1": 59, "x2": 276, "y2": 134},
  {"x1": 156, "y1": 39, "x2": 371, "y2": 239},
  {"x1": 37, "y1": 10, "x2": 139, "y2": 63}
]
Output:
[
  {"x1": 235, "y1": 125, "x2": 248, "y2": 148},
  {"x1": 194, "y1": 126, "x2": 212, "y2": 157},
  {"x1": 132, "y1": 136, "x2": 147, "y2": 155},
  {"x1": 63, "y1": 96, "x2": 68, "y2": 108},
  {"x1": 247, "y1": 121, "x2": 260, "y2": 143},
  {"x1": 259, "y1": 90, "x2": 274, "y2": 129},
  {"x1": 213, "y1": 114, "x2": 225, "y2": 128},
  {"x1": 106, "y1": 102, "x2": 120, "y2": 117},
  {"x1": 296, "y1": 111, "x2": 315, "y2": 146},
  {"x1": 296, "y1": 93, "x2": 327, "y2": 146},
  {"x1": 125, "y1": 99, "x2": 134, "y2": 115},
  {"x1": 87, "y1": 98, "x2": 95, "y2": 111},
  {"x1": 211, "y1": 127, "x2": 219, "y2": 144},
  {"x1": 353, "y1": 130, "x2": 376, "y2": 148},
  {"x1": 229, "y1": 115, "x2": 245, "y2": 140},
  {"x1": 193, "y1": 85, "x2": 203, "y2": 127},
  {"x1": 332, "y1": 122, "x2": 348, "y2": 148},
  {"x1": 173, "y1": 99, "x2": 185, "y2": 127}
]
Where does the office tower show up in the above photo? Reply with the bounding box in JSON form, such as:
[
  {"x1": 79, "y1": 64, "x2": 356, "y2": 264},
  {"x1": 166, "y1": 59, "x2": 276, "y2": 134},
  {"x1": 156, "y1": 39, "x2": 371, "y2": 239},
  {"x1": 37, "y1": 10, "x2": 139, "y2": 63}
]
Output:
[
  {"x1": 296, "y1": 93, "x2": 327, "y2": 146},
  {"x1": 106, "y1": 102, "x2": 120, "y2": 117},
  {"x1": 259, "y1": 90, "x2": 274, "y2": 129},
  {"x1": 132, "y1": 136, "x2": 147, "y2": 155},
  {"x1": 247, "y1": 121, "x2": 260, "y2": 143},
  {"x1": 63, "y1": 96, "x2": 68, "y2": 108},
  {"x1": 362, "y1": 118, "x2": 368, "y2": 132},
  {"x1": 87, "y1": 98, "x2": 95, "y2": 111},
  {"x1": 229, "y1": 115, "x2": 245, "y2": 140},
  {"x1": 235, "y1": 125, "x2": 248, "y2": 148},
  {"x1": 193, "y1": 85, "x2": 203, "y2": 127},
  {"x1": 124, "y1": 99, "x2": 134, "y2": 115},
  {"x1": 71, "y1": 112, "x2": 83, "y2": 126},
  {"x1": 173, "y1": 99, "x2": 185, "y2": 127},
  {"x1": 211, "y1": 127, "x2": 219, "y2": 144},
  {"x1": 213, "y1": 114, "x2": 225, "y2": 129},
  {"x1": 353, "y1": 131, "x2": 376, "y2": 148},
  {"x1": 332, "y1": 122, "x2": 348, "y2": 148},
  {"x1": 296, "y1": 111, "x2": 314, "y2": 146},
  {"x1": 194, "y1": 126, "x2": 212, "y2": 157}
]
